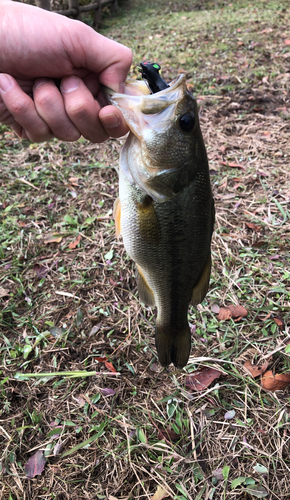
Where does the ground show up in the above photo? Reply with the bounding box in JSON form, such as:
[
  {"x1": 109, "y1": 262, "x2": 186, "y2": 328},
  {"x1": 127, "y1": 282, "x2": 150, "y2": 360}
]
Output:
[{"x1": 0, "y1": 0, "x2": 290, "y2": 499}]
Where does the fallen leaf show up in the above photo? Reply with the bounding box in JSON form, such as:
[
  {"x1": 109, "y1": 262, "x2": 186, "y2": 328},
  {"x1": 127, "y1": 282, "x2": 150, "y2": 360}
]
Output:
[
  {"x1": 100, "y1": 388, "x2": 115, "y2": 396},
  {"x1": 44, "y1": 235, "x2": 62, "y2": 244},
  {"x1": 0, "y1": 288, "x2": 9, "y2": 298},
  {"x1": 243, "y1": 360, "x2": 269, "y2": 378},
  {"x1": 24, "y1": 450, "x2": 46, "y2": 478},
  {"x1": 212, "y1": 468, "x2": 224, "y2": 481},
  {"x1": 217, "y1": 307, "x2": 232, "y2": 320},
  {"x1": 158, "y1": 427, "x2": 180, "y2": 442},
  {"x1": 220, "y1": 161, "x2": 245, "y2": 170},
  {"x1": 33, "y1": 264, "x2": 49, "y2": 279},
  {"x1": 273, "y1": 316, "x2": 284, "y2": 331},
  {"x1": 68, "y1": 177, "x2": 79, "y2": 186},
  {"x1": 253, "y1": 463, "x2": 268, "y2": 474},
  {"x1": 105, "y1": 361, "x2": 117, "y2": 373},
  {"x1": 217, "y1": 304, "x2": 247, "y2": 321},
  {"x1": 185, "y1": 367, "x2": 222, "y2": 391},
  {"x1": 245, "y1": 484, "x2": 268, "y2": 498},
  {"x1": 285, "y1": 39, "x2": 290, "y2": 45},
  {"x1": 246, "y1": 222, "x2": 262, "y2": 231},
  {"x1": 252, "y1": 240, "x2": 267, "y2": 248},
  {"x1": 261, "y1": 370, "x2": 290, "y2": 391},
  {"x1": 95, "y1": 356, "x2": 117, "y2": 373},
  {"x1": 211, "y1": 303, "x2": 220, "y2": 314},
  {"x1": 69, "y1": 234, "x2": 82, "y2": 249},
  {"x1": 224, "y1": 410, "x2": 235, "y2": 420},
  {"x1": 151, "y1": 485, "x2": 170, "y2": 500},
  {"x1": 18, "y1": 220, "x2": 27, "y2": 227}
]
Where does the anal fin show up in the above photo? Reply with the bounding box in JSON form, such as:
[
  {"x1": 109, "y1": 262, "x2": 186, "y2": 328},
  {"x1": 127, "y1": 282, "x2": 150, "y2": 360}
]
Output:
[
  {"x1": 191, "y1": 254, "x2": 212, "y2": 306},
  {"x1": 136, "y1": 265, "x2": 155, "y2": 307}
]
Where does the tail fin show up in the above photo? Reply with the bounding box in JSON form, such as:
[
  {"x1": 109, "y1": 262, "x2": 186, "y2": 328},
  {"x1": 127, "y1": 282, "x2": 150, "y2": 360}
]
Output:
[{"x1": 155, "y1": 323, "x2": 191, "y2": 368}]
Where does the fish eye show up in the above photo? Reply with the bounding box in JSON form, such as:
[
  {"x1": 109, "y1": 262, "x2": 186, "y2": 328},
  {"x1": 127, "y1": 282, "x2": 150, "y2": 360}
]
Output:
[{"x1": 179, "y1": 113, "x2": 195, "y2": 132}]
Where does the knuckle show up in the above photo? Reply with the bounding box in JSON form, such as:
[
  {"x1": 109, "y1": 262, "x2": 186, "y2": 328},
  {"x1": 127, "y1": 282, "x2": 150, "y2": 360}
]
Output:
[{"x1": 66, "y1": 98, "x2": 87, "y2": 120}]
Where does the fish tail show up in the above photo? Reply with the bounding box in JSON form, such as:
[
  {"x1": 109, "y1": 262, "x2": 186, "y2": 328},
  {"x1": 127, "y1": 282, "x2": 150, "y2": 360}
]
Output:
[{"x1": 155, "y1": 323, "x2": 191, "y2": 368}]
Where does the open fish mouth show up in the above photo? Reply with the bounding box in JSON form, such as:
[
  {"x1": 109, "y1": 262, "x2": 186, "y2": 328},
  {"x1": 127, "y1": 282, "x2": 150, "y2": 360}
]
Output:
[{"x1": 104, "y1": 75, "x2": 188, "y2": 139}]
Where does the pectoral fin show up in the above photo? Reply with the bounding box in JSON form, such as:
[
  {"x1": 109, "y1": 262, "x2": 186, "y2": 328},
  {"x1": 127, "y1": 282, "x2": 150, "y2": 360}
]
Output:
[
  {"x1": 191, "y1": 254, "x2": 212, "y2": 306},
  {"x1": 137, "y1": 195, "x2": 160, "y2": 245},
  {"x1": 136, "y1": 265, "x2": 155, "y2": 306},
  {"x1": 113, "y1": 197, "x2": 122, "y2": 238}
]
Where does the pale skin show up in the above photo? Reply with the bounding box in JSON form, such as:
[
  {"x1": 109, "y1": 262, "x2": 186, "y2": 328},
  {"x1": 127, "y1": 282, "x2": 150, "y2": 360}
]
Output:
[{"x1": 0, "y1": 0, "x2": 132, "y2": 142}]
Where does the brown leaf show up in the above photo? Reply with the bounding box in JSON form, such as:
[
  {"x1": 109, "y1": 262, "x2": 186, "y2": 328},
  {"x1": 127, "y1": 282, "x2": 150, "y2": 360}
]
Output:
[
  {"x1": 18, "y1": 220, "x2": 27, "y2": 227},
  {"x1": 68, "y1": 177, "x2": 79, "y2": 186},
  {"x1": 68, "y1": 234, "x2": 82, "y2": 249},
  {"x1": 245, "y1": 222, "x2": 261, "y2": 231},
  {"x1": 44, "y1": 235, "x2": 62, "y2": 244},
  {"x1": 217, "y1": 307, "x2": 232, "y2": 320},
  {"x1": 273, "y1": 316, "x2": 285, "y2": 331},
  {"x1": 33, "y1": 264, "x2": 49, "y2": 279},
  {"x1": 243, "y1": 360, "x2": 269, "y2": 378},
  {"x1": 185, "y1": 367, "x2": 222, "y2": 392},
  {"x1": 158, "y1": 427, "x2": 180, "y2": 442},
  {"x1": 227, "y1": 304, "x2": 248, "y2": 319},
  {"x1": 25, "y1": 450, "x2": 46, "y2": 478},
  {"x1": 220, "y1": 161, "x2": 245, "y2": 170},
  {"x1": 217, "y1": 304, "x2": 247, "y2": 321},
  {"x1": 151, "y1": 486, "x2": 170, "y2": 500},
  {"x1": 105, "y1": 361, "x2": 117, "y2": 373},
  {"x1": 261, "y1": 370, "x2": 290, "y2": 391}
]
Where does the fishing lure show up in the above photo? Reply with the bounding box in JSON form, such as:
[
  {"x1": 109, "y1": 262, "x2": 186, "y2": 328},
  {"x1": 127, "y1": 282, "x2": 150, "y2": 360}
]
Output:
[{"x1": 138, "y1": 62, "x2": 169, "y2": 94}]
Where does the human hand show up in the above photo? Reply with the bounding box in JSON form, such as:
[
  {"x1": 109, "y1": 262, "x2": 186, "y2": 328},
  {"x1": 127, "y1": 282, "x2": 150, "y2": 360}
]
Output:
[{"x1": 0, "y1": 0, "x2": 132, "y2": 142}]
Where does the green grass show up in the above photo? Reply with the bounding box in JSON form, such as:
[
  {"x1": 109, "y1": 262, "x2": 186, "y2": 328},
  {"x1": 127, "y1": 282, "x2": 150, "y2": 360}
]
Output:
[{"x1": 1, "y1": 0, "x2": 290, "y2": 498}]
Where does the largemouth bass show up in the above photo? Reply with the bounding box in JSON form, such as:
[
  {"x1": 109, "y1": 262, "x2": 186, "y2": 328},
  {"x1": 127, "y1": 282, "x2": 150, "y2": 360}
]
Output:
[{"x1": 107, "y1": 69, "x2": 214, "y2": 368}]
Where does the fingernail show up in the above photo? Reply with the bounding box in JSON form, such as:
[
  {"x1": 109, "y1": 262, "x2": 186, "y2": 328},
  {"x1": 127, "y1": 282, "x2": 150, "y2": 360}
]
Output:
[
  {"x1": 0, "y1": 74, "x2": 13, "y2": 92},
  {"x1": 101, "y1": 113, "x2": 120, "y2": 129},
  {"x1": 34, "y1": 78, "x2": 49, "y2": 90},
  {"x1": 61, "y1": 76, "x2": 80, "y2": 94}
]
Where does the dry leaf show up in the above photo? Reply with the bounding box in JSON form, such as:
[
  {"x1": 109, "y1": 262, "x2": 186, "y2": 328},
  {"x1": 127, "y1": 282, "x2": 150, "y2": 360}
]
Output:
[
  {"x1": 33, "y1": 264, "x2": 49, "y2": 279},
  {"x1": 261, "y1": 370, "x2": 290, "y2": 391},
  {"x1": 217, "y1": 304, "x2": 247, "y2": 321},
  {"x1": 185, "y1": 367, "x2": 222, "y2": 391},
  {"x1": 68, "y1": 177, "x2": 79, "y2": 186},
  {"x1": 69, "y1": 234, "x2": 82, "y2": 249},
  {"x1": 217, "y1": 307, "x2": 232, "y2": 320},
  {"x1": 25, "y1": 450, "x2": 46, "y2": 478},
  {"x1": 158, "y1": 427, "x2": 180, "y2": 442},
  {"x1": 44, "y1": 235, "x2": 62, "y2": 244},
  {"x1": 0, "y1": 288, "x2": 9, "y2": 298},
  {"x1": 211, "y1": 303, "x2": 220, "y2": 314},
  {"x1": 243, "y1": 360, "x2": 269, "y2": 378},
  {"x1": 246, "y1": 222, "x2": 261, "y2": 231},
  {"x1": 273, "y1": 316, "x2": 284, "y2": 331},
  {"x1": 151, "y1": 485, "x2": 170, "y2": 500}
]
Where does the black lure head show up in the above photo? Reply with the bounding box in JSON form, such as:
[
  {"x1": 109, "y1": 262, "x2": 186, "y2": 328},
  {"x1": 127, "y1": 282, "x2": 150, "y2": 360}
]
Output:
[{"x1": 138, "y1": 62, "x2": 169, "y2": 94}]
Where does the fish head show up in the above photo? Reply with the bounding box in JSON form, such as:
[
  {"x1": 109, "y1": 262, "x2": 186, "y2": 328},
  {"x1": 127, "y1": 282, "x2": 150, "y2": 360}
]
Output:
[{"x1": 106, "y1": 75, "x2": 208, "y2": 202}]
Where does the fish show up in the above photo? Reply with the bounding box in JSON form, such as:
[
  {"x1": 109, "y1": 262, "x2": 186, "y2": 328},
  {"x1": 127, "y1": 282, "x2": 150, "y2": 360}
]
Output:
[{"x1": 105, "y1": 70, "x2": 215, "y2": 368}]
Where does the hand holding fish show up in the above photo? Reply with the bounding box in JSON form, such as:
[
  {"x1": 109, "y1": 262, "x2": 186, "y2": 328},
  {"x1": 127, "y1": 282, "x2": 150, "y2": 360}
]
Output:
[
  {"x1": 107, "y1": 64, "x2": 215, "y2": 368},
  {"x1": 0, "y1": 0, "x2": 132, "y2": 142}
]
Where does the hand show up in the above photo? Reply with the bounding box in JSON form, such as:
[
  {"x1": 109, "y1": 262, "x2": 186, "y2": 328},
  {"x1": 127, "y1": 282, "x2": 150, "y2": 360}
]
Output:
[{"x1": 0, "y1": 0, "x2": 132, "y2": 142}]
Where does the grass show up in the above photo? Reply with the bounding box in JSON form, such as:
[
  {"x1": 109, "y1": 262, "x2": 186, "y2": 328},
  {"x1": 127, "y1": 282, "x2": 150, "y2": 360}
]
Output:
[{"x1": 1, "y1": 0, "x2": 290, "y2": 498}]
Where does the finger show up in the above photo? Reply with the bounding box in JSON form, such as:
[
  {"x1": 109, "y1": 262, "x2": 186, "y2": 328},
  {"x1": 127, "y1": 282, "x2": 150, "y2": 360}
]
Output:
[
  {"x1": 73, "y1": 27, "x2": 132, "y2": 92},
  {"x1": 61, "y1": 75, "x2": 109, "y2": 143},
  {"x1": 33, "y1": 78, "x2": 80, "y2": 142},
  {"x1": 99, "y1": 105, "x2": 129, "y2": 138},
  {"x1": 0, "y1": 74, "x2": 53, "y2": 142}
]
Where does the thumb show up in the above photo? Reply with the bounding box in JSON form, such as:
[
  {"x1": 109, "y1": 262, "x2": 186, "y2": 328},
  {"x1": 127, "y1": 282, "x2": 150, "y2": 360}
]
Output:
[{"x1": 73, "y1": 25, "x2": 132, "y2": 92}]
